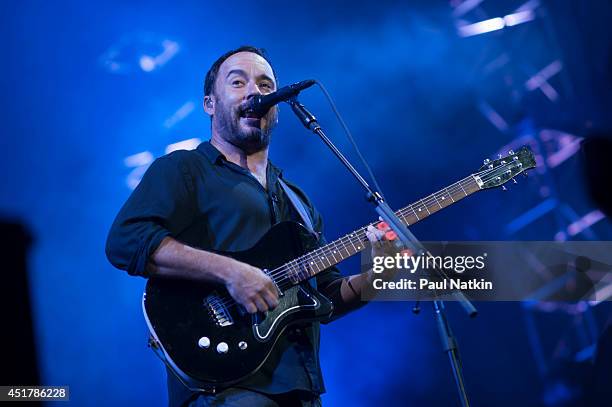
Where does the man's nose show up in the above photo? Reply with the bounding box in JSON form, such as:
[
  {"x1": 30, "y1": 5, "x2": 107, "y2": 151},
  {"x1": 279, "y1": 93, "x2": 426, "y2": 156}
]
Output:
[{"x1": 245, "y1": 80, "x2": 263, "y2": 100}]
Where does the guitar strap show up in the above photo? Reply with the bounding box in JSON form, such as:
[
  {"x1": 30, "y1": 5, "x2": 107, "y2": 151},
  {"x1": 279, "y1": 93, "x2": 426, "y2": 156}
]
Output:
[
  {"x1": 278, "y1": 178, "x2": 318, "y2": 237},
  {"x1": 278, "y1": 177, "x2": 324, "y2": 304}
]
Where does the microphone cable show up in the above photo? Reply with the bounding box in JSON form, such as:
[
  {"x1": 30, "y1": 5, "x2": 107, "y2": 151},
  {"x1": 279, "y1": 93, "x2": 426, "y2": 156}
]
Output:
[{"x1": 313, "y1": 80, "x2": 389, "y2": 203}]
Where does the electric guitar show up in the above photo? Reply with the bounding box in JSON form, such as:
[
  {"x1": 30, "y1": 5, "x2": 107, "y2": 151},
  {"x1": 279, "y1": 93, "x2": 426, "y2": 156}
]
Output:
[{"x1": 143, "y1": 146, "x2": 536, "y2": 392}]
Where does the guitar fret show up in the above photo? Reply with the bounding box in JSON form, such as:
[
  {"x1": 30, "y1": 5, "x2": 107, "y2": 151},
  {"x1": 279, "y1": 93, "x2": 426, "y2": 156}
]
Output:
[
  {"x1": 398, "y1": 211, "x2": 410, "y2": 226},
  {"x1": 433, "y1": 194, "x2": 443, "y2": 209},
  {"x1": 348, "y1": 233, "x2": 359, "y2": 253},
  {"x1": 339, "y1": 236, "x2": 352, "y2": 258},
  {"x1": 280, "y1": 174, "x2": 484, "y2": 285},
  {"x1": 329, "y1": 240, "x2": 340, "y2": 262},
  {"x1": 354, "y1": 233, "x2": 364, "y2": 251},
  {"x1": 320, "y1": 249, "x2": 332, "y2": 268},
  {"x1": 421, "y1": 199, "x2": 431, "y2": 215},
  {"x1": 310, "y1": 257, "x2": 321, "y2": 274},
  {"x1": 290, "y1": 260, "x2": 304, "y2": 281},
  {"x1": 445, "y1": 187, "x2": 455, "y2": 202}
]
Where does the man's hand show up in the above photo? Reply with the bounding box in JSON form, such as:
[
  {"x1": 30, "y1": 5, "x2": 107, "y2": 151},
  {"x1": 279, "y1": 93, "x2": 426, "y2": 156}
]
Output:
[
  {"x1": 149, "y1": 237, "x2": 280, "y2": 313},
  {"x1": 366, "y1": 220, "x2": 398, "y2": 258},
  {"x1": 365, "y1": 220, "x2": 407, "y2": 285},
  {"x1": 224, "y1": 260, "x2": 280, "y2": 314}
]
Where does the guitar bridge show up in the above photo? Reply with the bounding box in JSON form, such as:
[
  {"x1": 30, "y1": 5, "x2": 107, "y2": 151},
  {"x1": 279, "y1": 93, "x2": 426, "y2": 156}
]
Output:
[{"x1": 205, "y1": 294, "x2": 234, "y2": 327}]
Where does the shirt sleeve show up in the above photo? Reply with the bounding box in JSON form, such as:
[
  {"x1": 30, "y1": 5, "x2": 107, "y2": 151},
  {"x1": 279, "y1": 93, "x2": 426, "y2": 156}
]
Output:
[{"x1": 105, "y1": 153, "x2": 196, "y2": 277}]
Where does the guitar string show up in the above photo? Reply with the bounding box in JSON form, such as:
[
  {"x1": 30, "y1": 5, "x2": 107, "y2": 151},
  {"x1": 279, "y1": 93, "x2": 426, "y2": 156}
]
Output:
[
  {"x1": 210, "y1": 160, "x2": 525, "y2": 310},
  {"x1": 211, "y1": 161, "x2": 520, "y2": 310},
  {"x1": 266, "y1": 159, "x2": 515, "y2": 282},
  {"x1": 212, "y1": 161, "x2": 522, "y2": 309}
]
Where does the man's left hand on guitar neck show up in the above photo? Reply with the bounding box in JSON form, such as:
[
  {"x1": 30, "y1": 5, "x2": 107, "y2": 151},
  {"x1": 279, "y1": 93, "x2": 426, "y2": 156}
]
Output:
[{"x1": 337, "y1": 220, "x2": 398, "y2": 305}]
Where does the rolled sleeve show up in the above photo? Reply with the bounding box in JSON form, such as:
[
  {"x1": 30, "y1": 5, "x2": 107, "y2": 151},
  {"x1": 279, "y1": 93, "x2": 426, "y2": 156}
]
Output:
[{"x1": 105, "y1": 153, "x2": 196, "y2": 277}]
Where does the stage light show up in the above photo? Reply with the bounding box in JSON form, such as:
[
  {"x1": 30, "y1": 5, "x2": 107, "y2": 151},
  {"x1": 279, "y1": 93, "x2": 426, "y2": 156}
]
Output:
[
  {"x1": 139, "y1": 55, "x2": 156, "y2": 72},
  {"x1": 477, "y1": 100, "x2": 509, "y2": 133},
  {"x1": 164, "y1": 101, "x2": 196, "y2": 128},
  {"x1": 100, "y1": 33, "x2": 179, "y2": 74},
  {"x1": 124, "y1": 151, "x2": 154, "y2": 190},
  {"x1": 525, "y1": 60, "x2": 563, "y2": 101},
  {"x1": 504, "y1": 10, "x2": 535, "y2": 27},
  {"x1": 165, "y1": 138, "x2": 201, "y2": 154},
  {"x1": 456, "y1": 4, "x2": 538, "y2": 37},
  {"x1": 458, "y1": 17, "x2": 505, "y2": 37},
  {"x1": 452, "y1": 0, "x2": 485, "y2": 18},
  {"x1": 124, "y1": 151, "x2": 154, "y2": 167},
  {"x1": 566, "y1": 210, "x2": 605, "y2": 237}
]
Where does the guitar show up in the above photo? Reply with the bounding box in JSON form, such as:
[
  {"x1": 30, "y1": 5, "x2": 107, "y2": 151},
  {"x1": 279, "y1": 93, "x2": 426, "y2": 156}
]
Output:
[{"x1": 143, "y1": 146, "x2": 536, "y2": 391}]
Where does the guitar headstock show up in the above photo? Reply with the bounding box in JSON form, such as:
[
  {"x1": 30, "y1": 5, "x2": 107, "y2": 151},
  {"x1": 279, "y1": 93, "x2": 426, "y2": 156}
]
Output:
[{"x1": 476, "y1": 146, "x2": 536, "y2": 189}]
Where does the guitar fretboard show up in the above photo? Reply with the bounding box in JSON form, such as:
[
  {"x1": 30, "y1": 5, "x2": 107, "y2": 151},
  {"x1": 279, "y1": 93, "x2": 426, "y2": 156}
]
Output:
[{"x1": 273, "y1": 174, "x2": 482, "y2": 290}]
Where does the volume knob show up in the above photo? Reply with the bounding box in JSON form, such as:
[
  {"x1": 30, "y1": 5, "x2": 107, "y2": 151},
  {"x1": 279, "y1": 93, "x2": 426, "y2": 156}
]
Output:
[
  {"x1": 216, "y1": 342, "x2": 229, "y2": 354},
  {"x1": 197, "y1": 337, "x2": 210, "y2": 349}
]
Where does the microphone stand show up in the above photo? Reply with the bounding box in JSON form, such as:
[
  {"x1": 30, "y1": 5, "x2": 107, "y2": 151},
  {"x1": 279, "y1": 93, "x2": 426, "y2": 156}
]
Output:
[{"x1": 288, "y1": 97, "x2": 475, "y2": 407}]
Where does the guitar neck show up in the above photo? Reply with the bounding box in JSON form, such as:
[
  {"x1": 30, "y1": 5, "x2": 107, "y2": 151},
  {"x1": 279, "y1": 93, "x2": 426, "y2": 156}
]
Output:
[{"x1": 276, "y1": 174, "x2": 483, "y2": 286}]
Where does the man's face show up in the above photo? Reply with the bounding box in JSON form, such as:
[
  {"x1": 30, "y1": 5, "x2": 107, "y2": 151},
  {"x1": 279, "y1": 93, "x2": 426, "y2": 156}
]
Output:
[{"x1": 209, "y1": 51, "x2": 278, "y2": 154}]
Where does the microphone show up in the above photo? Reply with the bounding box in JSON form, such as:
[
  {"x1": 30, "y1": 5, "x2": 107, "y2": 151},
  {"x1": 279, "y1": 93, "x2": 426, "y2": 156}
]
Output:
[{"x1": 244, "y1": 80, "x2": 315, "y2": 117}]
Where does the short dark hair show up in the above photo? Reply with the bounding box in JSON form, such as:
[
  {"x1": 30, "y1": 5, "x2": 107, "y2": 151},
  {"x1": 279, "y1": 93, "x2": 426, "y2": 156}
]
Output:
[{"x1": 203, "y1": 45, "x2": 277, "y2": 97}]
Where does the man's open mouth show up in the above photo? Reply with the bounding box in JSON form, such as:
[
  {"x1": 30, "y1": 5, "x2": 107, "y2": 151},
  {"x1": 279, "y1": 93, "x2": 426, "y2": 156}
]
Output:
[
  {"x1": 239, "y1": 108, "x2": 262, "y2": 127},
  {"x1": 240, "y1": 109, "x2": 260, "y2": 119}
]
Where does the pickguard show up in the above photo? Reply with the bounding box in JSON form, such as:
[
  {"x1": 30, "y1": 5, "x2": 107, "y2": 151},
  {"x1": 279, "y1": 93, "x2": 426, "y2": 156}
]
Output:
[{"x1": 252, "y1": 285, "x2": 319, "y2": 341}]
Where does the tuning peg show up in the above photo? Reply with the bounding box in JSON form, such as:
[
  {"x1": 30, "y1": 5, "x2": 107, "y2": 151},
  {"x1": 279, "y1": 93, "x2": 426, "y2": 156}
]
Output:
[
  {"x1": 483, "y1": 158, "x2": 491, "y2": 164},
  {"x1": 498, "y1": 154, "x2": 502, "y2": 159},
  {"x1": 523, "y1": 171, "x2": 528, "y2": 177},
  {"x1": 502, "y1": 185, "x2": 507, "y2": 191},
  {"x1": 513, "y1": 179, "x2": 518, "y2": 184},
  {"x1": 509, "y1": 150, "x2": 515, "y2": 155}
]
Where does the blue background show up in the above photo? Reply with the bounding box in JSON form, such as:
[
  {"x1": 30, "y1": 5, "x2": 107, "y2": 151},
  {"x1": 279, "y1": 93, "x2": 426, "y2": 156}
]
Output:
[{"x1": 1, "y1": 0, "x2": 611, "y2": 405}]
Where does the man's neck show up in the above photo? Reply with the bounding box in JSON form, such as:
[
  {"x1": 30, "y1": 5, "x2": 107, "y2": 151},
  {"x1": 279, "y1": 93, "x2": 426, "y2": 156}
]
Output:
[{"x1": 210, "y1": 135, "x2": 269, "y2": 186}]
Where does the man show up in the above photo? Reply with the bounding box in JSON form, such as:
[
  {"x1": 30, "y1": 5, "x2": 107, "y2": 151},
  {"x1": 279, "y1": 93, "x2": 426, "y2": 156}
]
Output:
[{"x1": 106, "y1": 45, "x2": 391, "y2": 406}]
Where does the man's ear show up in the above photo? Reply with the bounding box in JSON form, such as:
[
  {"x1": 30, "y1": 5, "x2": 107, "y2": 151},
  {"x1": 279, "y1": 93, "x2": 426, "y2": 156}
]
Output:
[{"x1": 203, "y1": 95, "x2": 215, "y2": 116}]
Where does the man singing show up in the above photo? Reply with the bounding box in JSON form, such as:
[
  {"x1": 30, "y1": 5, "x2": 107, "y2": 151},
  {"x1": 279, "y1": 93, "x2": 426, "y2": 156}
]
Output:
[{"x1": 106, "y1": 45, "x2": 390, "y2": 407}]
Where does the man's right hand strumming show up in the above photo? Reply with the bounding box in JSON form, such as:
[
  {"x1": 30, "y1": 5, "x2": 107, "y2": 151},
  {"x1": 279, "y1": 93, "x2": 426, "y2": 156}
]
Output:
[
  {"x1": 223, "y1": 259, "x2": 280, "y2": 314},
  {"x1": 149, "y1": 237, "x2": 279, "y2": 314}
]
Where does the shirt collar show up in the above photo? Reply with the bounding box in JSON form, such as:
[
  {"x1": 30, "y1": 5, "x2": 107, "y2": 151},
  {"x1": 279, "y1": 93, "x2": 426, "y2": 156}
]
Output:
[
  {"x1": 197, "y1": 140, "x2": 284, "y2": 178},
  {"x1": 197, "y1": 141, "x2": 225, "y2": 165}
]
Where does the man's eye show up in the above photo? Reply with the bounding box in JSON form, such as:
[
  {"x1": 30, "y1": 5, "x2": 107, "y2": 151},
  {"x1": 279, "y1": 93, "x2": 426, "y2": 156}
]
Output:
[
  {"x1": 260, "y1": 82, "x2": 272, "y2": 89},
  {"x1": 232, "y1": 80, "x2": 244, "y2": 86}
]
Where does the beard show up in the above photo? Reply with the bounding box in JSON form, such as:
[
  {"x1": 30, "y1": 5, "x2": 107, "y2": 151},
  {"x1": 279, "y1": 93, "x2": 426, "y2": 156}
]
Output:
[{"x1": 213, "y1": 98, "x2": 278, "y2": 155}]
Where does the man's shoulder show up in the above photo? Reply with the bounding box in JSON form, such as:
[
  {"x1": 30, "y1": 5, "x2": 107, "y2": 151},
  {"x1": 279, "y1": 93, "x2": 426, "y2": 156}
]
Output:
[
  {"x1": 163, "y1": 148, "x2": 202, "y2": 163},
  {"x1": 156, "y1": 148, "x2": 206, "y2": 171}
]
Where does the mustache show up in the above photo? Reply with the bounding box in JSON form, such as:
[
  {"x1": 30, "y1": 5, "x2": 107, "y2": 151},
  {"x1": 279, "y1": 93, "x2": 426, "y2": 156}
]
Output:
[{"x1": 237, "y1": 102, "x2": 277, "y2": 119}]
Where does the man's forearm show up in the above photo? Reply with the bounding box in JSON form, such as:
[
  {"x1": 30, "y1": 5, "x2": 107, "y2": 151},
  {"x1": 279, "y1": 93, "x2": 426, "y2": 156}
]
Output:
[
  {"x1": 147, "y1": 236, "x2": 235, "y2": 283},
  {"x1": 338, "y1": 271, "x2": 374, "y2": 308},
  {"x1": 148, "y1": 237, "x2": 280, "y2": 313}
]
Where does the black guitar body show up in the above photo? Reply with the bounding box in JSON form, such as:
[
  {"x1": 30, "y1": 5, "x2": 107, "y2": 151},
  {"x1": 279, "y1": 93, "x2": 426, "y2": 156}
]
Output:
[{"x1": 143, "y1": 222, "x2": 334, "y2": 392}]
